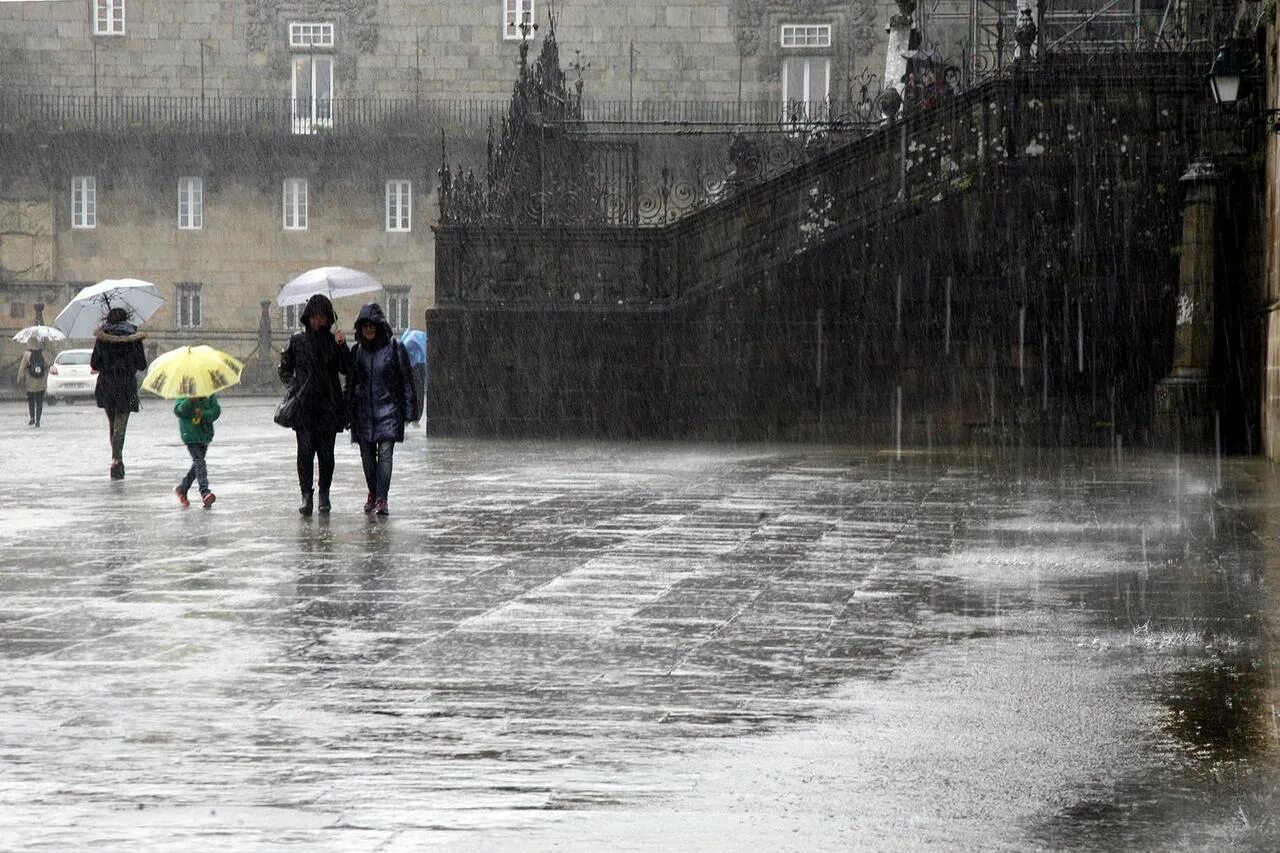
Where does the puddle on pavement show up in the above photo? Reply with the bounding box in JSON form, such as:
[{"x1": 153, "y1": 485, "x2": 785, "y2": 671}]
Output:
[{"x1": 1161, "y1": 654, "x2": 1273, "y2": 762}]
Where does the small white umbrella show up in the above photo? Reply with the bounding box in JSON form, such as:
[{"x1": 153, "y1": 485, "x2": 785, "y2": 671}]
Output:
[
  {"x1": 276, "y1": 266, "x2": 383, "y2": 307},
  {"x1": 53, "y1": 278, "x2": 165, "y2": 339},
  {"x1": 12, "y1": 325, "x2": 67, "y2": 344}
]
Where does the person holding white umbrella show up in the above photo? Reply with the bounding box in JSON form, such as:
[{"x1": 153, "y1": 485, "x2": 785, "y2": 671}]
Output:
[
  {"x1": 91, "y1": 307, "x2": 148, "y2": 479},
  {"x1": 13, "y1": 326, "x2": 65, "y2": 427},
  {"x1": 15, "y1": 340, "x2": 49, "y2": 427}
]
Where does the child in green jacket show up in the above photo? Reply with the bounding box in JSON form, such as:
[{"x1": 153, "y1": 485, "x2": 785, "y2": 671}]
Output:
[{"x1": 174, "y1": 394, "x2": 221, "y2": 507}]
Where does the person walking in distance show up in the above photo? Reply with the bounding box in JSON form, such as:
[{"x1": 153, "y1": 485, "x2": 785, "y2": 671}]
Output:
[
  {"x1": 17, "y1": 342, "x2": 47, "y2": 427},
  {"x1": 278, "y1": 294, "x2": 349, "y2": 516},
  {"x1": 347, "y1": 303, "x2": 417, "y2": 516},
  {"x1": 91, "y1": 307, "x2": 148, "y2": 479},
  {"x1": 173, "y1": 394, "x2": 221, "y2": 508}
]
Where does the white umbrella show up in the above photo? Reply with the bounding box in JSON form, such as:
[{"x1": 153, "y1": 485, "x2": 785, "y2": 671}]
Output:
[
  {"x1": 276, "y1": 266, "x2": 383, "y2": 307},
  {"x1": 12, "y1": 325, "x2": 67, "y2": 344},
  {"x1": 53, "y1": 278, "x2": 165, "y2": 339}
]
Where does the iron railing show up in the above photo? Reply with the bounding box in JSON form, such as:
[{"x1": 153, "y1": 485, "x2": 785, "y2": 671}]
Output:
[
  {"x1": 0, "y1": 92, "x2": 1003, "y2": 134},
  {"x1": 0, "y1": 94, "x2": 515, "y2": 134}
]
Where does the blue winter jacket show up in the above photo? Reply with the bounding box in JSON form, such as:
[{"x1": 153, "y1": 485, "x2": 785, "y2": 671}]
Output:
[{"x1": 347, "y1": 303, "x2": 416, "y2": 444}]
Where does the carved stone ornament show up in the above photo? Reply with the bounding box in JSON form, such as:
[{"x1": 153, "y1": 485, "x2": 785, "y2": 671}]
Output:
[
  {"x1": 245, "y1": 0, "x2": 379, "y2": 53},
  {"x1": 1014, "y1": 9, "x2": 1037, "y2": 60}
]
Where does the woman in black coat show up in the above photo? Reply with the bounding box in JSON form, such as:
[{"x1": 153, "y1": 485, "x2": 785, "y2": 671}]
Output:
[
  {"x1": 347, "y1": 302, "x2": 416, "y2": 516},
  {"x1": 278, "y1": 294, "x2": 350, "y2": 515},
  {"x1": 90, "y1": 307, "x2": 148, "y2": 479}
]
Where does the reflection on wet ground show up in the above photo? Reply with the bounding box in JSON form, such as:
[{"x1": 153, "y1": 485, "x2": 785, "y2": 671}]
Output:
[{"x1": 0, "y1": 399, "x2": 1277, "y2": 850}]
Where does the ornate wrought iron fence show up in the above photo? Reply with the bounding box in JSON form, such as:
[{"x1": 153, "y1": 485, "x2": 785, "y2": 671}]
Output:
[
  {"x1": 435, "y1": 0, "x2": 1221, "y2": 231},
  {"x1": 0, "y1": 94, "x2": 517, "y2": 134}
]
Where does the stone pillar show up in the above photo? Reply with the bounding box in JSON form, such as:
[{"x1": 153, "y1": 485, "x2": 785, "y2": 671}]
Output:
[
  {"x1": 33, "y1": 303, "x2": 44, "y2": 325},
  {"x1": 257, "y1": 300, "x2": 275, "y2": 388},
  {"x1": 1155, "y1": 161, "x2": 1220, "y2": 451},
  {"x1": 884, "y1": 2, "x2": 914, "y2": 95}
]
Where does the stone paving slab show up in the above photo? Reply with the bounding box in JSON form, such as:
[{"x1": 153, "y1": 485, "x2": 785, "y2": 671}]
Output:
[{"x1": 0, "y1": 398, "x2": 1278, "y2": 850}]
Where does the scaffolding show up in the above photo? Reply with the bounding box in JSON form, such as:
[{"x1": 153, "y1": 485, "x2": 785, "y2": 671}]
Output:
[{"x1": 920, "y1": 1, "x2": 1210, "y2": 80}]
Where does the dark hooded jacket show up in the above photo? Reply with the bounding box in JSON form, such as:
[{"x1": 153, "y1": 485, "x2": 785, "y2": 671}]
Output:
[
  {"x1": 91, "y1": 321, "x2": 148, "y2": 413},
  {"x1": 347, "y1": 303, "x2": 416, "y2": 444},
  {"x1": 278, "y1": 294, "x2": 351, "y2": 434}
]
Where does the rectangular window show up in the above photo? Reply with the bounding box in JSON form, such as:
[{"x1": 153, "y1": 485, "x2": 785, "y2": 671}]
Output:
[
  {"x1": 10, "y1": 302, "x2": 25, "y2": 319},
  {"x1": 289, "y1": 22, "x2": 334, "y2": 48},
  {"x1": 94, "y1": 0, "x2": 125, "y2": 36},
  {"x1": 178, "y1": 176, "x2": 203, "y2": 230},
  {"x1": 503, "y1": 0, "x2": 535, "y2": 40},
  {"x1": 176, "y1": 283, "x2": 202, "y2": 329},
  {"x1": 385, "y1": 180, "x2": 412, "y2": 232},
  {"x1": 282, "y1": 303, "x2": 300, "y2": 331},
  {"x1": 780, "y1": 24, "x2": 831, "y2": 48},
  {"x1": 72, "y1": 176, "x2": 96, "y2": 229},
  {"x1": 385, "y1": 287, "x2": 410, "y2": 332},
  {"x1": 292, "y1": 54, "x2": 334, "y2": 133},
  {"x1": 782, "y1": 56, "x2": 831, "y2": 121},
  {"x1": 283, "y1": 178, "x2": 308, "y2": 230}
]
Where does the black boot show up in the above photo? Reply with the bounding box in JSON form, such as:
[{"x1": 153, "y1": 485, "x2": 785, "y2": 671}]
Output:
[
  {"x1": 317, "y1": 490, "x2": 331, "y2": 514},
  {"x1": 299, "y1": 490, "x2": 314, "y2": 516}
]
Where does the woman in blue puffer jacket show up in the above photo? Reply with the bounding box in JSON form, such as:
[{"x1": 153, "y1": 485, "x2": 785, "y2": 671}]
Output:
[{"x1": 347, "y1": 302, "x2": 417, "y2": 516}]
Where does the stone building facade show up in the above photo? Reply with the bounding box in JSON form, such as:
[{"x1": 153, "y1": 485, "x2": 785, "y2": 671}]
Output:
[
  {"x1": 0, "y1": 0, "x2": 897, "y2": 376},
  {"x1": 0, "y1": 1, "x2": 890, "y2": 104}
]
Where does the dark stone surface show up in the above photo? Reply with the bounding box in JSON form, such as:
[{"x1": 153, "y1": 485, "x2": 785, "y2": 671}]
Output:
[{"x1": 1, "y1": 398, "x2": 1278, "y2": 849}]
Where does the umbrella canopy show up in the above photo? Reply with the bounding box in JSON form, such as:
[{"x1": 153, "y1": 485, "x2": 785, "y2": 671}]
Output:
[
  {"x1": 276, "y1": 266, "x2": 383, "y2": 307},
  {"x1": 53, "y1": 278, "x2": 165, "y2": 339},
  {"x1": 142, "y1": 345, "x2": 245, "y2": 399},
  {"x1": 400, "y1": 329, "x2": 427, "y2": 366},
  {"x1": 12, "y1": 325, "x2": 67, "y2": 345}
]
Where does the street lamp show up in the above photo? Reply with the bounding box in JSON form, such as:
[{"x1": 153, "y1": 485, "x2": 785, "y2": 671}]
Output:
[{"x1": 1208, "y1": 44, "x2": 1242, "y2": 106}]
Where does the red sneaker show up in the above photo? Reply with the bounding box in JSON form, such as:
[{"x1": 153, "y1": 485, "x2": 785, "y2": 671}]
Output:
[
  {"x1": 363, "y1": 494, "x2": 376, "y2": 513},
  {"x1": 374, "y1": 498, "x2": 389, "y2": 516},
  {"x1": 202, "y1": 492, "x2": 216, "y2": 508},
  {"x1": 175, "y1": 487, "x2": 190, "y2": 508}
]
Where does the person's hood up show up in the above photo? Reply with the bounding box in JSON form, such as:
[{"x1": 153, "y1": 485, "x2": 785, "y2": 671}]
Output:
[
  {"x1": 300, "y1": 294, "x2": 337, "y2": 330},
  {"x1": 96, "y1": 321, "x2": 144, "y2": 342},
  {"x1": 354, "y1": 302, "x2": 392, "y2": 345}
]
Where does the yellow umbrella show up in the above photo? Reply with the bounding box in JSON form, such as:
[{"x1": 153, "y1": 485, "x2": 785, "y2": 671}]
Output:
[{"x1": 143, "y1": 345, "x2": 245, "y2": 399}]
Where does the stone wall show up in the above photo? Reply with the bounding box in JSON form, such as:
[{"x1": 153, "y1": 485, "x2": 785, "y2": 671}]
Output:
[{"x1": 1265, "y1": 6, "x2": 1280, "y2": 460}]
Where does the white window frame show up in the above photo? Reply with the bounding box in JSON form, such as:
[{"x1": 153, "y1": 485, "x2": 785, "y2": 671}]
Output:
[
  {"x1": 289, "y1": 22, "x2": 334, "y2": 48},
  {"x1": 283, "y1": 178, "x2": 308, "y2": 230},
  {"x1": 291, "y1": 55, "x2": 334, "y2": 134},
  {"x1": 780, "y1": 23, "x2": 831, "y2": 49},
  {"x1": 176, "y1": 282, "x2": 202, "y2": 329},
  {"x1": 503, "y1": 0, "x2": 535, "y2": 40},
  {"x1": 385, "y1": 287, "x2": 411, "y2": 332},
  {"x1": 178, "y1": 176, "x2": 203, "y2": 230},
  {"x1": 94, "y1": 0, "x2": 125, "y2": 36},
  {"x1": 282, "y1": 303, "x2": 300, "y2": 330},
  {"x1": 386, "y1": 180, "x2": 412, "y2": 232},
  {"x1": 72, "y1": 176, "x2": 96, "y2": 229},
  {"x1": 782, "y1": 56, "x2": 831, "y2": 122}
]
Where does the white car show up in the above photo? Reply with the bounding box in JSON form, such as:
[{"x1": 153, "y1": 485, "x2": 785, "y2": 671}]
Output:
[{"x1": 45, "y1": 348, "x2": 98, "y2": 404}]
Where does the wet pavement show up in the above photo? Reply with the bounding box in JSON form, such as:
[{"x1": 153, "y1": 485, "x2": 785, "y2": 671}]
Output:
[{"x1": 1, "y1": 397, "x2": 1278, "y2": 851}]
